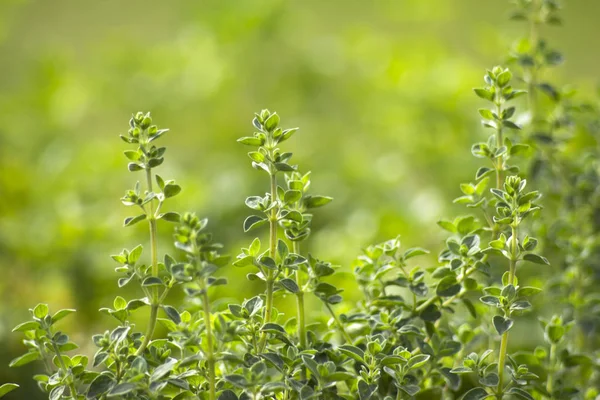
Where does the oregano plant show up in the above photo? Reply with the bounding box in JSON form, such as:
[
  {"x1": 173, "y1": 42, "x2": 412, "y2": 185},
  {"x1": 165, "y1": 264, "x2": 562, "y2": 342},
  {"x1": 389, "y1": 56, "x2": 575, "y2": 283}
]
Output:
[{"x1": 3, "y1": 2, "x2": 600, "y2": 400}]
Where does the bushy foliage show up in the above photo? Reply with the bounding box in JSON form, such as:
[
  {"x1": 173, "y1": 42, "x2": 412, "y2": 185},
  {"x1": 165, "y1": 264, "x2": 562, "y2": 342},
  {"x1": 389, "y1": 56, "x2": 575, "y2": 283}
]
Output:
[{"x1": 2, "y1": 1, "x2": 599, "y2": 400}]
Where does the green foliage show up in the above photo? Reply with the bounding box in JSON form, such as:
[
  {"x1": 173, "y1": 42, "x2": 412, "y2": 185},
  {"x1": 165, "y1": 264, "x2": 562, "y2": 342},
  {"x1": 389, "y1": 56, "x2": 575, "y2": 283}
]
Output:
[{"x1": 3, "y1": 1, "x2": 600, "y2": 399}]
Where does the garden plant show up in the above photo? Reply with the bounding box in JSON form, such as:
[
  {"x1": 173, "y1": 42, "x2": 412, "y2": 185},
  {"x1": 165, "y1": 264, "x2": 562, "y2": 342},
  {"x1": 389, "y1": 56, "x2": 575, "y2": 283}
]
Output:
[{"x1": 1, "y1": 1, "x2": 599, "y2": 399}]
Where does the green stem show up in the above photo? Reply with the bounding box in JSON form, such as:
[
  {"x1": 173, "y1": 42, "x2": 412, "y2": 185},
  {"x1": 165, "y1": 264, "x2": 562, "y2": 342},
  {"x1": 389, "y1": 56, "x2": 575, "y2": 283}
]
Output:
[
  {"x1": 528, "y1": 0, "x2": 540, "y2": 125},
  {"x1": 49, "y1": 334, "x2": 78, "y2": 398},
  {"x1": 324, "y1": 303, "x2": 352, "y2": 343},
  {"x1": 136, "y1": 167, "x2": 159, "y2": 356},
  {"x1": 497, "y1": 225, "x2": 518, "y2": 397},
  {"x1": 546, "y1": 343, "x2": 556, "y2": 397},
  {"x1": 293, "y1": 241, "x2": 307, "y2": 349},
  {"x1": 259, "y1": 172, "x2": 278, "y2": 351},
  {"x1": 495, "y1": 102, "x2": 504, "y2": 190},
  {"x1": 200, "y1": 280, "x2": 216, "y2": 400}
]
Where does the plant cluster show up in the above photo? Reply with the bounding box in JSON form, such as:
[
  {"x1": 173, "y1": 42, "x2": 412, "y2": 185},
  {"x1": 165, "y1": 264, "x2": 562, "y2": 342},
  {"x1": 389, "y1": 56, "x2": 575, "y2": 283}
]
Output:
[{"x1": 2, "y1": 1, "x2": 599, "y2": 400}]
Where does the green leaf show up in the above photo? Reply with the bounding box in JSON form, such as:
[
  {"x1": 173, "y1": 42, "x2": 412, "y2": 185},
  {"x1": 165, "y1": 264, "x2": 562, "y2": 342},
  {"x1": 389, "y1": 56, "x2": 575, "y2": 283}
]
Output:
[
  {"x1": 304, "y1": 195, "x2": 333, "y2": 209},
  {"x1": 478, "y1": 109, "x2": 495, "y2": 120},
  {"x1": 248, "y1": 151, "x2": 265, "y2": 163},
  {"x1": 124, "y1": 214, "x2": 146, "y2": 227},
  {"x1": 284, "y1": 190, "x2": 302, "y2": 204},
  {"x1": 0, "y1": 383, "x2": 19, "y2": 398},
  {"x1": 243, "y1": 215, "x2": 267, "y2": 232},
  {"x1": 163, "y1": 183, "x2": 182, "y2": 198},
  {"x1": 403, "y1": 247, "x2": 429, "y2": 260},
  {"x1": 51, "y1": 309, "x2": 76, "y2": 323},
  {"x1": 158, "y1": 212, "x2": 181, "y2": 222},
  {"x1": 279, "y1": 278, "x2": 300, "y2": 293},
  {"x1": 437, "y1": 220, "x2": 456, "y2": 232},
  {"x1": 436, "y1": 276, "x2": 461, "y2": 297},
  {"x1": 237, "y1": 136, "x2": 262, "y2": 146},
  {"x1": 87, "y1": 374, "x2": 115, "y2": 399},
  {"x1": 476, "y1": 167, "x2": 493, "y2": 180},
  {"x1": 339, "y1": 345, "x2": 365, "y2": 363},
  {"x1": 461, "y1": 387, "x2": 490, "y2": 400},
  {"x1": 49, "y1": 386, "x2": 65, "y2": 400},
  {"x1": 33, "y1": 303, "x2": 49, "y2": 319},
  {"x1": 408, "y1": 354, "x2": 430, "y2": 370},
  {"x1": 162, "y1": 306, "x2": 181, "y2": 324},
  {"x1": 493, "y1": 315, "x2": 513, "y2": 335},
  {"x1": 506, "y1": 387, "x2": 534, "y2": 400},
  {"x1": 497, "y1": 70, "x2": 512, "y2": 87},
  {"x1": 9, "y1": 351, "x2": 39, "y2": 367},
  {"x1": 142, "y1": 276, "x2": 164, "y2": 286},
  {"x1": 517, "y1": 286, "x2": 542, "y2": 297},
  {"x1": 108, "y1": 383, "x2": 137, "y2": 397},
  {"x1": 523, "y1": 253, "x2": 550, "y2": 265},
  {"x1": 113, "y1": 296, "x2": 127, "y2": 310},
  {"x1": 12, "y1": 321, "x2": 40, "y2": 332},
  {"x1": 474, "y1": 88, "x2": 494, "y2": 101},
  {"x1": 150, "y1": 359, "x2": 178, "y2": 382}
]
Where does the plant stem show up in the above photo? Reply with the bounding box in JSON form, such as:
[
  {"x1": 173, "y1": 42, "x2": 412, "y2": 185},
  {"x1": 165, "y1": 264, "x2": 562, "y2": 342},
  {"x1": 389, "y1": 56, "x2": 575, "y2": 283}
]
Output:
[
  {"x1": 546, "y1": 343, "x2": 556, "y2": 397},
  {"x1": 200, "y1": 280, "x2": 216, "y2": 400},
  {"x1": 497, "y1": 224, "x2": 518, "y2": 397},
  {"x1": 324, "y1": 303, "x2": 352, "y2": 343},
  {"x1": 259, "y1": 172, "x2": 278, "y2": 351},
  {"x1": 49, "y1": 334, "x2": 78, "y2": 399},
  {"x1": 136, "y1": 167, "x2": 159, "y2": 356},
  {"x1": 495, "y1": 102, "x2": 504, "y2": 190},
  {"x1": 528, "y1": 0, "x2": 540, "y2": 124},
  {"x1": 293, "y1": 241, "x2": 307, "y2": 349}
]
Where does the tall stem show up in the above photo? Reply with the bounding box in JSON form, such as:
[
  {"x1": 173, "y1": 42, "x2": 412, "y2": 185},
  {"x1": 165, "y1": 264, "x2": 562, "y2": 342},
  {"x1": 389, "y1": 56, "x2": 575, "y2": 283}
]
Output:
[
  {"x1": 48, "y1": 332, "x2": 78, "y2": 399},
  {"x1": 200, "y1": 280, "x2": 216, "y2": 400},
  {"x1": 497, "y1": 224, "x2": 518, "y2": 397},
  {"x1": 528, "y1": 0, "x2": 540, "y2": 125},
  {"x1": 294, "y1": 241, "x2": 307, "y2": 349},
  {"x1": 546, "y1": 343, "x2": 556, "y2": 397},
  {"x1": 325, "y1": 303, "x2": 352, "y2": 343},
  {"x1": 136, "y1": 167, "x2": 159, "y2": 355},
  {"x1": 495, "y1": 102, "x2": 504, "y2": 190},
  {"x1": 259, "y1": 172, "x2": 278, "y2": 351}
]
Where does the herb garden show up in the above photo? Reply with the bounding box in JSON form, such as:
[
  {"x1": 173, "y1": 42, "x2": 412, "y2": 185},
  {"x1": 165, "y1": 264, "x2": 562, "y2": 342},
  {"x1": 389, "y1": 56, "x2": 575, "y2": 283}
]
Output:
[{"x1": 1, "y1": 0, "x2": 598, "y2": 399}]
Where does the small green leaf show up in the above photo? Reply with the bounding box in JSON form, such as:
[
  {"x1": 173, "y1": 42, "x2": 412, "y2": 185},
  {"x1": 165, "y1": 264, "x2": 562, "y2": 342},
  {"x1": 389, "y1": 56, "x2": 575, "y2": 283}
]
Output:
[
  {"x1": 243, "y1": 215, "x2": 267, "y2": 232},
  {"x1": 0, "y1": 384, "x2": 18, "y2": 398},
  {"x1": 304, "y1": 195, "x2": 333, "y2": 209},
  {"x1": 506, "y1": 387, "x2": 534, "y2": 400},
  {"x1": 51, "y1": 309, "x2": 76, "y2": 324},
  {"x1": 523, "y1": 253, "x2": 550, "y2": 265},
  {"x1": 339, "y1": 345, "x2": 365, "y2": 363},
  {"x1": 9, "y1": 351, "x2": 40, "y2": 367},
  {"x1": 12, "y1": 321, "x2": 40, "y2": 332},
  {"x1": 33, "y1": 303, "x2": 49, "y2": 319},
  {"x1": 158, "y1": 212, "x2": 181, "y2": 222},
  {"x1": 108, "y1": 383, "x2": 137, "y2": 397},
  {"x1": 163, "y1": 183, "x2": 182, "y2": 198},
  {"x1": 436, "y1": 276, "x2": 461, "y2": 297},
  {"x1": 461, "y1": 387, "x2": 490, "y2": 400},
  {"x1": 493, "y1": 315, "x2": 513, "y2": 335},
  {"x1": 87, "y1": 374, "x2": 115, "y2": 399},
  {"x1": 403, "y1": 247, "x2": 429, "y2": 260},
  {"x1": 142, "y1": 276, "x2": 164, "y2": 286},
  {"x1": 124, "y1": 214, "x2": 146, "y2": 227},
  {"x1": 279, "y1": 278, "x2": 300, "y2": 294},
  {"x1": 162, "y1": 306, "x2": 181, "y2": 325}
]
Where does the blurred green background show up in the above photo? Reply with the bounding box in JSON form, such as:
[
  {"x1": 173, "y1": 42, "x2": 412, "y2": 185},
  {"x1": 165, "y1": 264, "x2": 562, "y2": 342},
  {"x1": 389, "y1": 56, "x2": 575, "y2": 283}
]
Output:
[{"x1": 1, "y1": 0, "x2": 598, "y2": 396}]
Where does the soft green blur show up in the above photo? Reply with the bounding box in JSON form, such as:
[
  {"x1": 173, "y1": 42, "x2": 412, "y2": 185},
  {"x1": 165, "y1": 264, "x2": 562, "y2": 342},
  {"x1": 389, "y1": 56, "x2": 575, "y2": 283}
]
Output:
[{"x1": 0, "y1": 0, "x2": 597, "y2": 395}]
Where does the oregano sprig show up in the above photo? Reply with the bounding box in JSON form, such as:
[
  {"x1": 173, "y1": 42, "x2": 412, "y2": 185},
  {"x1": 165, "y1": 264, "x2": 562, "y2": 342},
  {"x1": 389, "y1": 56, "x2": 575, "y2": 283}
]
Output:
[
  {"x1": 119, "y1": 112, "x2": 182, "y2": 356},
  {"x1": 235, "y1": 109, "x2": 298, "y2": 351}
]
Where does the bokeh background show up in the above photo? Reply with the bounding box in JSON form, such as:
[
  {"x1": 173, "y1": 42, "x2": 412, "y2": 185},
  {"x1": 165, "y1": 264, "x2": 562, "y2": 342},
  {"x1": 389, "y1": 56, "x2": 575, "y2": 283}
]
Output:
[{"x1": 1, "y1": 0, "x2": 598, "y2": 396}]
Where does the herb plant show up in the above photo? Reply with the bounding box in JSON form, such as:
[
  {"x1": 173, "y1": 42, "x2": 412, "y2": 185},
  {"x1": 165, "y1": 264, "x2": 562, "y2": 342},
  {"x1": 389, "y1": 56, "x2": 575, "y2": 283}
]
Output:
[{"x1": 3, "y1": 1, "x2": 600, "y2": 400}]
